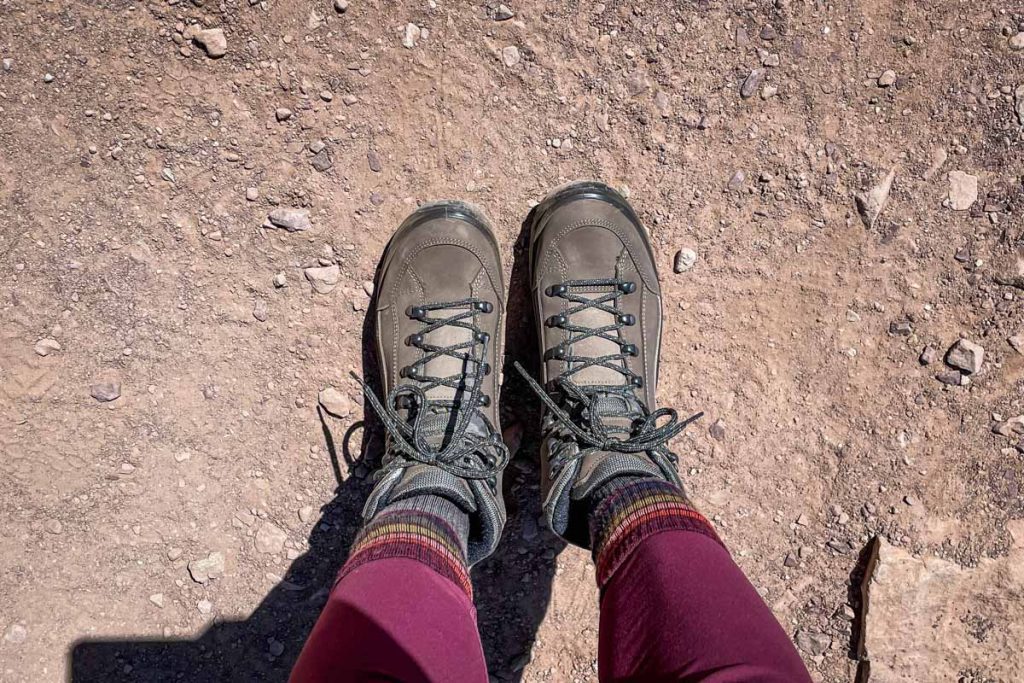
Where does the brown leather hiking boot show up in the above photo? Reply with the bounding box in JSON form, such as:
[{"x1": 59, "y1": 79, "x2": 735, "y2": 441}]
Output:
[
  {"x1": 516, "y1": 181, "x2": 701, "y2": 548},
  {"x1": 357, "y1": 201, "x2": 508, "y2": 564}
]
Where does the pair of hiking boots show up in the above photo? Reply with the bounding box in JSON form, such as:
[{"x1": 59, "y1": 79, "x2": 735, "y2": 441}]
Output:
[{"x1": 357, "y1": 181, "x2": 699, "y2": 562}]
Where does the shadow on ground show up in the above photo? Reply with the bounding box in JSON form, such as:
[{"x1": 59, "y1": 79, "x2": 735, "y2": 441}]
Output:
[{"x1": 69, "y1": 213, "x2": 562, "y2": 682}]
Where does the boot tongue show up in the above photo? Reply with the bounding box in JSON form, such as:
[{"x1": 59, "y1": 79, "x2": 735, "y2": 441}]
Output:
[
  {"x1": 587, "y1": 391, "x2": 642, "y2": 435},
  {"x1": 418, "y1": 405, "x2": 491, "y2": 450}
]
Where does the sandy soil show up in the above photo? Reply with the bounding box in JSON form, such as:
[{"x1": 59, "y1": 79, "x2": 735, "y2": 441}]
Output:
[{"x1": 1, "y1": 0, "x2": 1022, "y2": 681}]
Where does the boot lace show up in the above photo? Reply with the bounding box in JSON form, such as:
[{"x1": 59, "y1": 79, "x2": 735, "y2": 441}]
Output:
[
  {"x1": 514, "y1": 278, "x2": 701, "y2": 471},
  {"x1": 354, "y1": 298, "x2": 508, "y2": 481}
]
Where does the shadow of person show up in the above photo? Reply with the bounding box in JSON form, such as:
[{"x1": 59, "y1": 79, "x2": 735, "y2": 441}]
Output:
[{"x1": 69, "y1": 210, "x2": 562, "y2": 682}]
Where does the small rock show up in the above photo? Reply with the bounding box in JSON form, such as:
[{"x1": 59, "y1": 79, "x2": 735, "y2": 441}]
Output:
[
  {"x1": 495, "y1": 4, "x2": 514, "y2": 20},
  {"x1": 740, "y1": 68, "x2": 765, "y2": 99},
  {"x1": 333, "y1": 0, "x2": 349, "y2": 12},
  {"x1": 760, "y1": 84, "x2": 778, "y2": 100},
  {"x1": 877, "y1": 69, "x2": 897, "y2": 87},
  {"x1": 342, "y1": 94, "x2": 358, "y2": 106},
  {"x1": 298, "y1": 506, "x2": 314, "y2": 523},
  {"x1": 188, "y1": 552, "x2": 226, "y2": 584},
  {"x1": 947, "y1": 171, "x2": 978, "y2": 211},
  {"x1": 167, "y1": 547, "x2": 183, "y2": 561},
  {"x1": 304, "y1": 265, "x2": 341, "y2": 294},
  {"x1": 253, "y1": 299, "x2": 269, "y2": 322},
  {"x1": 245, "y1": 187, "x2": 259, "y2": 202},
  {"x1": 402, "y1": 23, "x2": 421, "y2": 49},
  {"x1": 275, "y1": 107, "x2": 293, "y2": 122},
  {"x1": 919, "y1": 346, "x2": 938, "y2": 365},
  {"x1": 255, "y1": 522, "x2": 288, "y2": 555},
  {"x1": 653, "y1": 90, "x2": 672, "y2": 117},
  {"x1": 2, "y1": 58, "x2": 12, "y2": 72},
  {"x1": 311, "y1": 149, "x2": 332, "y2": 172},
  {"x1": 946, "y1": 339, "x2": 984, "y2": 374},
  {"x1": 625, "y1": 71, "x2": 649, "y2": 97},
  {"x1": 4, "y1": 624, "x2": 27, "y2": 645},
  {"x1": 855, "y1": 167, "x2": 896, "y2": 228},
  {"x1": 268, "y1": 638, "x2": 285, "y2": 657},
  {"x1": 935, "y1": 370, "x2": 964, "y2": 386},
  {"x1": 709, "y1": 419, "x2": 726, "y2": 442},
  {"x1": 727, "y1": 169, "x2": 745, "y2": 192},
  {"x1": 1009, "y1": 32, "x2": 1024, "y2": 50},
  {"x1": 673, "y1": 248, "x2": 697, "y2": 273},
  {"x1": 149, "y1": 593, "x2": 165, "y2": 608},
  {"x1": 367, "y1": 150, "x2": 382, "y2": 173},
  {"x1": 267, "y1": 208, "x2": 311, "y2": 232},
  {"x1": 197, "y1": 599, "x2": 213, "y2": 615},
  {"x1": 783, "y1": 552, "x2": 799, "y2": 568},
  {"x1": 34, "y1": 338, "x2": 61, "y2": 356},
  {"x1": 795, "y1": 629, "x2": 831, "y2": 656},
  {"x1": 1008, "y1": 334, "x2": 1024, "y2": 355},
  {"x1": 992, "y1": 416, "x2": 1024, "y2": 439},
  {"x1": 273, "y1": 272, "x2": 287, "y2": 288},
  {"x1": 44, "y1": 519, "x2": 63, "y2": 534},
  {"x1": 90, "y1": 382, "x2": 121, "y2": 402},
  {"x1": 43, "y1": 73, "x2": 54, "y2": 83},
  {"x1": 319, "y1": 387, "x2": 354, "y2": 417},
  {"x1": 193, "y1": 29, "x2": 227, "y2": 58},
  {"x1": 501, "y1": 45, "x2": 521, "y2": 68},
  {"x1": 759, "y1": 25, "x2": 778, "y2": 41},
  {"x1": 1015, "y1": 85, "x2": 1024, "y2": 126},
  {"x1": 888, "y1": 319, "x2": 912, "y2": 336}
]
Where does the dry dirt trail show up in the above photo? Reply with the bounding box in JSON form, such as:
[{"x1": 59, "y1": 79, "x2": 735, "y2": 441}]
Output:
[{"x1": 1, "y1": 1, "x2": 1022, "y2": 681}]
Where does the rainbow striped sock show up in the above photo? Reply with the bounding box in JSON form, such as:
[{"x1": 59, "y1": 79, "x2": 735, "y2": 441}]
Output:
[
  {"x1": 589, "y1": 477, "x2": 724, "y2": 588},
  {"x1": 339, "y1": 496, "x2": 473, "y2": 599}
]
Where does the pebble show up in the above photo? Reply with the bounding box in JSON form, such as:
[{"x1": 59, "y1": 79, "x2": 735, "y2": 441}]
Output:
[
  {"x1": 654, "y1": 90, "x2": 672, "y2": 117},
  {"x1": 197, "y1": 599, "x2": 213, "y2": 615},
  {"x1": 43, "y1": 73, "x2": 54, "y2": 83},
  {"x1": 673, "y1": 248, "x2": 698, "y2": 273},
  {"x1": 4, "y1": 624, "x2": 27, "y2": 645},
  {"x1": 267, "y1": 208, "x2": 311, "y2": 232},
  {"x1": 90, "y1": 381, "x2": 121, "y2": 402},
  {"x1": 255, "y1": 522, "x2": 288, "y2": 554},
  {"x1": 795, "y1": 630, "x2": 831, "y2": 656},
  {"x1": 253, "y1": 299, "x2": 269, "y2": 322},
  {"x1": 402, "y1": 23, "x2": 421, "y2": 49},
  {"x1": 877, "y1": 69, "x2": 897, "y2": 87},
  {"x1": 268, "y1": 638, "x2": 285, "y2": 657},
  {"x1": 188, "y1": 552, "x2": 225, "y2": 584},
  {"x1": 367, "y1": 150, "x2": 383, "y2": 172},
  {"x1": 311, "y1": 149, "x2": 333, "y2": 172},
  {"x1": 149, "y1": 593, "x2": 165, "y2": 608},
  {"x1": 709, "y1": 419, "x2": 726, "y2": 441},
  {"x1": 319, "y1": 387, "x2": 354, "y2": 417},
  {"x1": 245, "y1": 187, "x2": 259, "y2": 202},
  {"x1": 1009, "y1": 32, "x2": 1024, "y2": 50},
  {"x1": 2, "y1": 58, "x2": 12, "y2": 72},
  {"x1": 45, "y1": 519, "x2": 63, "y2": 534},
  {"x1": 193, "y1": 28, "x2": 227, "y2": 58},
  {"x1": 275, "y1": 107, "x2": 293, "y2": 122},
  {"x1": 34, "y1": 338, "x2": 61, "y2": 356},
  {"x1": 319, "y1": 90, "x2": 333, "y2": 102},
  {"x1": 501, "y1": 45, "x2": 521, "y2": 68},
  {"x1": 740, "y1": 68, "x2": 765, "y2": 99},
  {"x1": 889, "y1": 319, "x2": 912, "y2": 337},
  {"x1": 370, "y1": 192, "x2": 384, "y2": 206},
  {"x1": 946, "y1": 339, "x2": 984, "y2": 374},
  {"x1": 947, "y1": 171, "x2": 978, "y2": 211},
  {"x1": 1009, "y1": 334, "x2": 1024, "y2": 355},
  {"x1": 298, "y1": 506, "x2": 314, "y2": 523},
  {"x1": 727, "y1": 169, "x2": 745, "y2": 191},
  {"x1": 167, "y1": 547, "x2": 183, "y2": 561},
  {"x1": 273, "y1": 272, "x2": 287, "y2": 288},
  {"x1": 342, "y1": 94, "x2": 358, "y2": 106},
  {"x1": 855, "y1": 168, "x2": 896, "y2": 228},
  {"x1": 333, "y1": 0, "x2": 349, "y2": 12},
  {"x1": 304, "y1": 265, "x2": 341, "y2": 294},
  {"x1": 495, "y1": 4, "x2": 514, "y2": 20},
  {"x1": 919, "y1": 345, "x2": 938, "y2": 365},
  {"x1": 935, "y1": 370, "x2": 965, "y2": 387}
]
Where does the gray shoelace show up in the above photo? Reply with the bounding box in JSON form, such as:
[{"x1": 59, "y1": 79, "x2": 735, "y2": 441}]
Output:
[
  {"x1": 515, "y1": 277, "x2": 701, "y2": 471},
  {"x1": 354, "y1": 298, "x2": 509, "y2": 481}
]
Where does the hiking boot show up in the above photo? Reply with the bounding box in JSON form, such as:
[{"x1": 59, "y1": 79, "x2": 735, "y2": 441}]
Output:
[
  {"x1": 357, "y1": 201, "x2": 508, "y2": 564},
  {"x1": 516, "y1": 181, "x2": 701, "y2": 548}
]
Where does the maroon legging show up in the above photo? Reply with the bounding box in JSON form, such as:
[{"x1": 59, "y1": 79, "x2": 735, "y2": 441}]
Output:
[{"x1": 290, "y1": 529, "x2": 810, "y2": 682}]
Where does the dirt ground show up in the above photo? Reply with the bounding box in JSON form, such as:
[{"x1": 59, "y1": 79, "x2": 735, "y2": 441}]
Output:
[{"x1": 1, "y1": 0, "x2": 1022, "y2": 681}]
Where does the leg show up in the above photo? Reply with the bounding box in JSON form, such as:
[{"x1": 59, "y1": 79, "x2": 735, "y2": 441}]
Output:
[
  {"x1": 290, "y1": 556, "x2": 487, "y2": 683},
  {"x1": 592, "y1": 480, "x2": 810, "y2": 682}
]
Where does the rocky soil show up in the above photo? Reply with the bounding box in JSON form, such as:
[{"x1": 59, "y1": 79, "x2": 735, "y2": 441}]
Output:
[{"x1": 1, "y1": 1, "x2": 1022, "y2": 682}]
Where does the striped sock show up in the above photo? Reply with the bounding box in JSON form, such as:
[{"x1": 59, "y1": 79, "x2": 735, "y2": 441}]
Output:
[
  {"x1": 589, "y1": 476, "x2": 724, "y2": 588},
  {"x1": 339, "y1": 495, "x2": 473, "y2": 599}
]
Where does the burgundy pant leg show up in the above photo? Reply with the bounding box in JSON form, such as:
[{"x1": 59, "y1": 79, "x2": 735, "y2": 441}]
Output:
[
  {"x1": 598, "y1": 531, "x2": 811, "y2": 683},
  {"x1": 290, "y1": 558, "x2": 488, "y2": 683}
]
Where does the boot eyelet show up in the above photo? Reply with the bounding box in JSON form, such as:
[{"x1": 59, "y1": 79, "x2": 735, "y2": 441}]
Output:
[
  {"x1": 406, "y1": 306, "x2": 426, "y2": 319},
  {"x1": 480, "y1": 362, "x2": 492, "y2": 376},
  {"x1": 406, "y1": 333, "x2": 424, "y2": 346},
  {"x1": 622, "y1": 343, "x2": 639, "y2": 356},
  {"x1": 546, "y1": 314, "x2": 567, "y2": 328},
  {"x1": 475, "y1": 331, "x2": 490, "y2": 343},
  {"x1": 618, "y1": 313, "x2": 636, "y2": 326},
  {"x1": 631, "y1": 376, "x2": 644, "y2": 388},
  {"x1": 617, "y1": 282, "x2": 636, "y2": 294},
  {"x1": 545, "y1": 346, "x2": 566, "y2": 361},
  {"x1": 401, "y1": 366, "x2": 420, "y2": 379},
  {"x1": 545, "y1": 284, "x2": 568, "y2": 297},
  {"x1": 478, "y1": 395, "x2": 491, "y2": 408},
  {"x1": 475, "y1": 301, "x2": 494, "y2": 314}
]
